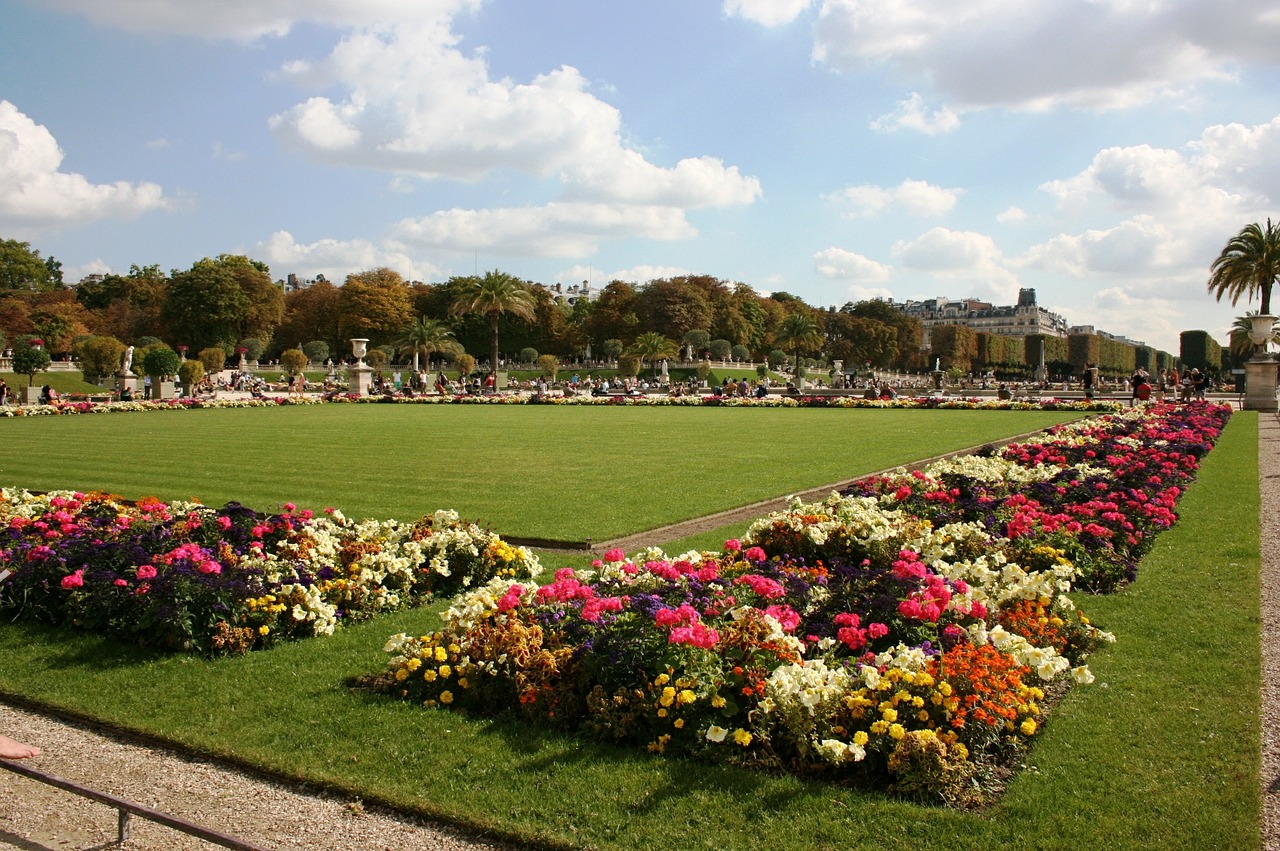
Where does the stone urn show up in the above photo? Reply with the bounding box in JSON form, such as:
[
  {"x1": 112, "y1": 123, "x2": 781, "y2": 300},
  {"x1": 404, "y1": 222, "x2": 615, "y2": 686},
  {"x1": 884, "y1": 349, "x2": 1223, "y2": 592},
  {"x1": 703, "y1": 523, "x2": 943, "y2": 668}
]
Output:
[
  {"x1": 1248, "y1": 314, "x2": 1276, "y2": 358},
  {"x1": 350, "y1": 338, "x2": 369, "y2": 368}
]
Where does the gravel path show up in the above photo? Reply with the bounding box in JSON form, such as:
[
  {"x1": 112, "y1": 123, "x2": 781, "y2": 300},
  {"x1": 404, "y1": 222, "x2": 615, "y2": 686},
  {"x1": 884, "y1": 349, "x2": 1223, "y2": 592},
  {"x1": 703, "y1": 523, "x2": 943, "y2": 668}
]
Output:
[{"x1": 2, "y1": 411, "x2": 1276, "y2": 850}]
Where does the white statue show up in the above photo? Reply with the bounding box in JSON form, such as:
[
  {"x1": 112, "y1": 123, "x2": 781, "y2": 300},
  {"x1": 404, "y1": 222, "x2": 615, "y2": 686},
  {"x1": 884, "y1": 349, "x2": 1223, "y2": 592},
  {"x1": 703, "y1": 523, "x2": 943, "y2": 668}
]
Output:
[{"x1": 121, "y1": 346, "x2": 134, "y2": 375}]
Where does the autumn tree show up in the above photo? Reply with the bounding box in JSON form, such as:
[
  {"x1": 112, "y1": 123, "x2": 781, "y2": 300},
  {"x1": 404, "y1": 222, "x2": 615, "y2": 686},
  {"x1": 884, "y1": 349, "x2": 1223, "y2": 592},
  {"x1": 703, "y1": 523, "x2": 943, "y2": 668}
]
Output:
[
  {"x1": 73, "y1": 335, "x2": 126, "y2": 384},
  {"x1": 338, "y1": 268, "x2": 413, "y2": 347},
  {"x1": 274, "y1": 279, "x2": 342, "y2": 358}
]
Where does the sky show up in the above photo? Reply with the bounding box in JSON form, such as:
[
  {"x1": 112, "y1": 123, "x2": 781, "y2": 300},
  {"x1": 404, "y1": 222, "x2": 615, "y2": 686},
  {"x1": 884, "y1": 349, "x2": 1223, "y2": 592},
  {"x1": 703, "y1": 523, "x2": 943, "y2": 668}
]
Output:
[{"x1": 2, "y1": 0, "x2": 1279, "y2": 354}]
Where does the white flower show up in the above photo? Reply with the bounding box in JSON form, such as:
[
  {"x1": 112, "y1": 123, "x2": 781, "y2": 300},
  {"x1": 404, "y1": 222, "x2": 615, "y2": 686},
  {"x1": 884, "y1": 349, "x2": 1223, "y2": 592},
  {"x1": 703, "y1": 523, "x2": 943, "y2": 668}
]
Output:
[{"x1": 705, "y1": 725, "x2": 729, "y2": 743}]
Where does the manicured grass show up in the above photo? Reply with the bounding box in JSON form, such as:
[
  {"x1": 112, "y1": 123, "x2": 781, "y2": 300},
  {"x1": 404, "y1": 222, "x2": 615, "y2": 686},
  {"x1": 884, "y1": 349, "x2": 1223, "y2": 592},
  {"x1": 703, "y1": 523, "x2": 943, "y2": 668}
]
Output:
[
  {"x1": 1, "y1": 371, "x2": 103, "y2": 395},
  {"x1": 0, "y1": 405, "x2": 1078, "y2": 541},
  {"x1": 0, "y1": 413, "x2": 1260, "y2": 850}
]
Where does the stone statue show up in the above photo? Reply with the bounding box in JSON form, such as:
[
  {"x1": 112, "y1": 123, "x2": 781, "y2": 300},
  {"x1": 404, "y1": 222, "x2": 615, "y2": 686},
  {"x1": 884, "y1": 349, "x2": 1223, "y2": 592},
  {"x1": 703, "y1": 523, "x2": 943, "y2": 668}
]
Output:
[{"x1": 121, "y1": 346, "x2": 134, "y2": 375}]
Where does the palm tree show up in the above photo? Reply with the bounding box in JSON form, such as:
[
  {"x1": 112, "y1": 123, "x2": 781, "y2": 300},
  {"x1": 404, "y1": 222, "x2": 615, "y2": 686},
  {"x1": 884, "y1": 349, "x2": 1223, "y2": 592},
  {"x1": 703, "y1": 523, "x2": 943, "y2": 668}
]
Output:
[
  {"x1": 1208, "y1": 218, "x2": 1280, "y2": 316},
  {"x1": 395, "y1": 316, "x2": 460, "y2": 372},
  {"x1": 773, "y1": 313, "x2": 823, "y2": 377},
  {"x1": 448, "y1": 271, "x2": 538, "y2": 375},
  {"x1": 628, "y1": 331, "x2": 678, "y2": 377}
]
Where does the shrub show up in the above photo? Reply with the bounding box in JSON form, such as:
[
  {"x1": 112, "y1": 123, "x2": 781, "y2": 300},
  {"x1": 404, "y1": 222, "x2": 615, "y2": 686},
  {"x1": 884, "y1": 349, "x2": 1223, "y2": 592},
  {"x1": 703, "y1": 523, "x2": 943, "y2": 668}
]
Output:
[
  {"x1": 535, "y1": 354, "x2": 560, "y2": 379},
  {"x1": 142, "y1": 346, "x2": 181, "y2": 380},
  {"x1": 74, "y1": 335, "x2": 126, "y2": 384},
  {"x1": 280, "y1": 349, "x2": 308, "y2": 375},
  {"x1": 199, "y1": 346, "x2": 227, "y2": 375},
  {"x1": 178, "y1": 359, "x2": 205, "y2": 393}
]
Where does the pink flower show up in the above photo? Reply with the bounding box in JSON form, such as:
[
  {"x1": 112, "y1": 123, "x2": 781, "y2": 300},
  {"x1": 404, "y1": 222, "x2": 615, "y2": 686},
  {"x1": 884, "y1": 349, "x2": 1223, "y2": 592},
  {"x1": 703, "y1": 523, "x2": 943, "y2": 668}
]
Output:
[
  {"x1": 60, "y1": 570, "x2": 85, "y2": 590},
  {"x1": 114, "y1": 578, "x2": 129, "y2": 587},
  {"x1": 763, "y1": 604, "x2": 800, "y2": 632},
  {"x1": 216, "y1": 516, "x2": 233, "y2": 530},
  {"x1": 743, "y1": 546, "x2": 767, "y2": 562},
  {"x1": 723, "y1": 538, "x2": 742, "y2": 552},
  {"x1": 136, "y1": 564, "x2": 157, "y2": 580},
  {"x1": 283, "y1": 502, "x2": 297, "y2": 513},
  {"x1": 198, "y1": 560, "x2": 222, "y2": 575},
  {"x1": 866, "y1": 622, "x2": 889, "y2": 639},
  {"x1": 603, "y1": 548, "x2": 627, "y2": 562}
]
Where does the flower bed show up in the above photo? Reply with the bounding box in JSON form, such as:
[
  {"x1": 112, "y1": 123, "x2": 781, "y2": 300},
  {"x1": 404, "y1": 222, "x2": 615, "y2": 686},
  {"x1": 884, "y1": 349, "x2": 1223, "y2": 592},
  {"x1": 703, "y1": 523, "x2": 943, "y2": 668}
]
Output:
[
  {"x1": 370, "y1": 402, "x2": 1230, "y2": 802},
  {"x1": 0, "y1": 493, "x2": 541, "y2": 654},
  {"x1": 1, "y1": 393, "x2": 1120, "y2": 416}
]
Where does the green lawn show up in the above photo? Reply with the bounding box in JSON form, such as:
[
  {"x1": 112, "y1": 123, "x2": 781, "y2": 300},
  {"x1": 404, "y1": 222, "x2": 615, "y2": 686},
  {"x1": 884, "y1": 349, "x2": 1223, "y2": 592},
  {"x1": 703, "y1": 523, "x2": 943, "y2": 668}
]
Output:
[
  {"x1": 0, "y1": 413, "x2": 1260, "y2": 850},
  {"x1": 0, "y1": 405, "x2": 1078, "y2": 541}
]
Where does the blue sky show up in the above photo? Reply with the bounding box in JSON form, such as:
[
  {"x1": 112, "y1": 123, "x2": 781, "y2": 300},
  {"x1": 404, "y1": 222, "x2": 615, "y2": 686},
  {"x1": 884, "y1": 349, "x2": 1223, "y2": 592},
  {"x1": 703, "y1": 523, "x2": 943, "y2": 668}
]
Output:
[{"x1": 3, "y1": 0, "x2": 1279, "y2": 353}]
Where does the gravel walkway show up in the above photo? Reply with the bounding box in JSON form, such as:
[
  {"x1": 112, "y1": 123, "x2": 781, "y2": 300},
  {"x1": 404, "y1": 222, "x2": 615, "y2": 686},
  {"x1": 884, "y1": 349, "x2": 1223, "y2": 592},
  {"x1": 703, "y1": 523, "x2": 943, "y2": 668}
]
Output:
[{"x1": 2, "y1": 411, "x2": 1276, "y2": 850}]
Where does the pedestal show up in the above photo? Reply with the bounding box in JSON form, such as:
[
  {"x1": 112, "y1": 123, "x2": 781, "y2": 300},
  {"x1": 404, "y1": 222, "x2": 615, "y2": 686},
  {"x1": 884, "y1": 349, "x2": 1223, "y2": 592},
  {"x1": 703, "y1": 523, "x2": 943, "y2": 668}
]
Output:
[
  {"x1": 1244, "y1": 357, "x2": 1279, "y2": 412},
  {"x1": 115, "y1": 373, "x2": 138, "y2": 394},
  {"x1": 349, "y1": 366, "x2": 373, "y2": 396}
]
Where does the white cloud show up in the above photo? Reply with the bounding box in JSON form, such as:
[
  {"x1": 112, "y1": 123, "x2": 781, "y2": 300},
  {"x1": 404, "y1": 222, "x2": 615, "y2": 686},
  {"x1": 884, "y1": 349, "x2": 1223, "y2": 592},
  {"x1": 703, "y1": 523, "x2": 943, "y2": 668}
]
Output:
[
  {"x1": 891, "y1": 226, "x2": 1020, "y2": 301},
  {"x1": 870, "y1": 93, "x2": 960, "y2": 135},
  {"x1": 825, "y1": 178, "x2": 959, "y2": 216},
  {"x1": 810, "y1": 0, "x2": 1270, "y2": 113},
  {"x1": 996, "y1": 206, "x2": 1027, "y2": 224},
  {"x1": 64, "y1": 258, "x2": 113, "y2": 282},
  {"x1": 38, "y1": 0, "x2": 480, "y2": 40},
  {"x1": 253, "y1": 229, "x2": 440, "y2": 282},
  {"x1": 269, "y1": 23, "x2": 761, "y2": 210},
  {"x1": 723, "y1": 0, "x2": 814, "y2": 27},
  {"x1": 1020, "y1": 216, "x2": 1176, "y2": 277},
  {"x1": 601, "y1": 264, "x2": 692, "y2": 285},
  {"x1": 814, "y1": 247, "x2": 891, "y2": 282},
  {"x1": 387, "y1": 202, "x2": 696, "y2": 257},
  {"x1": 0, "y1": 100, "x2": 168, "y2": 232}
]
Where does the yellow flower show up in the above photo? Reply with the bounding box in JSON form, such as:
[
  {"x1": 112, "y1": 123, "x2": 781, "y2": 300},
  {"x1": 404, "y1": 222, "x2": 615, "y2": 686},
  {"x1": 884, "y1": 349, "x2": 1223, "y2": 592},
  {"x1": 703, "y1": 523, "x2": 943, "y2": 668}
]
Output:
[
  {"x1": 674, "y1": 718, "x2": 685, "y2": 729},
  {"x1": 659, "y1": 686, "x2": 676, "y2": 707},
  {"x1": 657, "y1": 708, "x2": 668, "y2": 718},
  {"x1": 870, "y1": 720, "x2": 888, "y2": 735},
  {"x1": 881, "y1": 708, "x2": 898, "y2": 723},
  {"x1": 711, "y1": 695, "x2": 726, "y2": 709},
  {"x1": 852, "y1": 731, "x2": 869, "y2": 746},
  {"x1": 678, "y1": 689, "x2": 696, "y2": 705},
  {"x1": 406, "y1": 658, "x2": 422, "y2": 671},
  {"x1": 434, "y1": 646, "x2": 448, "y2": 662},
  {"x1": 258, "y1": 625, "x2": 270, "y2": 636},
  {"x1": 888, "y1": 724, "x2": 905, "y2": 740},
  {"x1": 394, "y1": 668, "x2": 409, "y2": 682},
  {"x1": 457, "y1": 677, "x2": 470, "y2": 689},
  {"x1": 424, "y1": 670, "x2": 437, "y2": 682},
  {"x1": 937, "y1": 682, "x2": 953, "y2": 697},
  {"x1": 438, "y1": 664, "x2": 452, "y2": 678},
  {"x1": 439, "y1": 690, "x2": 454, "y2": 704},
  {"x1": 654, "y1": 673, "x2": 670, "y2": 686},
  {"x1": 733, "y1": 728, "x2": 753, "y2": 747},
  {"x1": 1020, "y1": 719, "x2": 1038, "y2": 736}
]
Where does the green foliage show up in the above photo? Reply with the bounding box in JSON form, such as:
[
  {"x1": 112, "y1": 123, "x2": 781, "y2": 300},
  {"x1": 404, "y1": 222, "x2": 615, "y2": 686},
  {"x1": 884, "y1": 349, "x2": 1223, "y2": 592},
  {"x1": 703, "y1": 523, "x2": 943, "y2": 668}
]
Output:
[
  {"x1": 449, "y1": 270, "x2": 538, "y2": 371},
  {"x1": 454, "y1": 352, "x2": 476, "y2": 379},
  {"x1": 731, "y1": 343, "x2": 749, "y2": 362},
  {"x1": 198, "y1": 346, "x2": 227, "y2": 375},
  {"x1": 339, "y1": 268, "x2": 413, "y2": 346},
  {"x1": 696, "y1": 360, "x2": 712, "y2": 381},
  {"x1": 1180, "y1": 330, "x2": 1226, "y2": 374},
  {"x1": 178, "y1": 359, "x2": 205, "y2": 391},
  {"x1": 73, "y1": 335, "x2": 126, "y2": 383},
  {"x1": 238, "y1": 337, "x2": 266, "y2": 363},
  {"x1": 164, "y1": 255, "x2": 281, "y2": 351},
  {"x1": 709, "y1": 338, "x2": 731, "y2": 360},
  {"x1": 682, "y1": 328, "x2": 711, "y2": 352},
  {"x1": 616, "y1": 353, "x2": 641, "y2": 377},
  {"x1": 756, "y1": 363, "x2": 768, "y2": 378},
  {"x1": 302, "y1": 340, "x2": 329, "y2": 364},
  {"x1": 141, "y1": 345, "x2": 181, "y2": 379},
  {"x1": 366, "y1": 348, "x2": 389, "y2": 370},
  {"x1": 520, "y1": 346, "x2": 539, "y2": 364},
  {"x1": 1208, "y1": 218, "x2": 1280, "y2": 316},
  {"x1": 0, "y1": 239, "x2": 58, "y2": 292},
  {"x1": 929, "y1": 324, "x2": 978, "y2": 372},
  {"x1": 280, "y1": 348, "x2": 308, "y2": 375},
  {"x1": 535, "y1": 353, "x2": 560, "y2": 379},
  {"x1": 602, "y1": 338, "x2": 624, "y2": 359},
  {"x1": 11, "y1": 338, "x2": 51, "y2": 386},
  {"x1": 767, "y1": 349, "x2": 788, "y2": 368}
]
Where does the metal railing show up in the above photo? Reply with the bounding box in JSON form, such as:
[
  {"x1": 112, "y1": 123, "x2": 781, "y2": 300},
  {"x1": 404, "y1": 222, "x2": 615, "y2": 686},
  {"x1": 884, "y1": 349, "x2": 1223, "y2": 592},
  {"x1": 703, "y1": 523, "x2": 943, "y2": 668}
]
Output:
[{"x1": 0, "y1": 758, "x2": 271, "y2": 849}]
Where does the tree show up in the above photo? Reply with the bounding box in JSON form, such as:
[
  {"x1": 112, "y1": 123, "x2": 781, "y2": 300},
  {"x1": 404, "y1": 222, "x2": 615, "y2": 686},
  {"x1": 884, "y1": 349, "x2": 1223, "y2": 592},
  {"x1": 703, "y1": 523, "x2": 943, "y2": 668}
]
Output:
[
  {"x1": 142, "y1": 345, "x2": 181, "y2": 380},
  {"x1": 535, "y1": 354, "x2": 561, "y2": 380},
  {"x1": 773, "y1": 313, "x2": 823, "y2": 374},
  {"x1": 394, "y1": 316, "x2": 460, "y2": 372},
  {"x1": 280, "y1": 348, "x2": 309, "y2": 376},
  {"x1": 709, "y1": 339, "x2": 732, "y2": 361},
  {"x1": 178, "y1": 359, "x2": 205, "y2": 395},
  {"x1": 73, "y1": 335, "x2": 126, "y2": 384},
  {"x1": 11, "y1": 337, "x2": 51, "y2": 388},
  {"x1": 339, "y1": 268, "x2": 414, "y2": 346},
  {"x1": 455, "y1": 352, "x2": 476, "y2": 381},
  {"x1": 520, "y1": 347, "x2": 540, "y2": 365},
  {"x1": 448, "y1": 270, "x2": 537, "y2": 374},
  {"x1": 730, "y1": 344, "x2": 750, "y2": 362},
  {"x1": 199, "y1": 346, "x2": 226, "y2": 375},
  {"x1": 682, "y1": 329, "x2": 711, "y2": 356},
  {"x1": 164, "y1": 255, "x2": 282, "y2": 351},
  {"x1": 1208, "y1": 219, "x2": 1280, "y2": 316},
  {"x1": 275, "y1": 280, "x2": 341, "y2": 358},
  {"x1": 602, "y1": 339, "x2": 624, "y2": 361},
  {"x1": 628, "y1": 331, "x2": 678, "y2": 377},
  {"x1": 302, "y1": 340, "x2": 330, "y2": 365},
  {"x1": 0, "y1": 239, "x2": 58, "y2": 292},
  {"x1": 238, "y1": 338, "x2": 266, "y2": 364}
]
